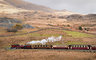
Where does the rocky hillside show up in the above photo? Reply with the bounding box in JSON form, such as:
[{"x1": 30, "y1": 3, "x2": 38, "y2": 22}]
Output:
[
  {"x1": 66, "y1": 14, "x2": 96, "y2": 21},
  {"x1": 0, "y1": 0, "x2": 28, "y2": 14},
  {"x1": 0, "y1": 0, "x2": 76, "y2": 16},
  {"x1": 0, "y1": 17, "x2": 34, "y2": 28},
  {"x1": 0, "y1": 0, "x2": 96, "y2": 21},
  {"x1": 4, "y1": 0, "x2": 54, "y2": 12}
]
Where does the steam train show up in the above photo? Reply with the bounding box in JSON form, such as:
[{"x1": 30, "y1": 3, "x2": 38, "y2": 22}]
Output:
[{"x1": 11, "y1": 44, "x2": 96, "y2": 50}]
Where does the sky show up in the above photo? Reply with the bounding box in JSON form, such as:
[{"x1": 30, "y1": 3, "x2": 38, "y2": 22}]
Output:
[{"x1": 24, "y1": 0, "x2": 96, "y2": 14}]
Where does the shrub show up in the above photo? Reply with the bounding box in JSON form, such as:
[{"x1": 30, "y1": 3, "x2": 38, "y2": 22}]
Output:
[
  {"x1": 78, "y1": 26, "x2": 83, "y2": 30},
  {"x1": 7, "y1": 28, "x2": 18, "y2": 32},
  {"x1": 67, "y1": 25, "x2": 70, "y2": 27},
  {"x1": 13, "y1": 24, "x2": 23, "y2": 30}
]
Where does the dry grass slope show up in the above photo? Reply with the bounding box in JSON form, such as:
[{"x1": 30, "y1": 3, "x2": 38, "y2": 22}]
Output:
[{"x1": 0, "y1": 49, "x2": 96, "y2": 60}]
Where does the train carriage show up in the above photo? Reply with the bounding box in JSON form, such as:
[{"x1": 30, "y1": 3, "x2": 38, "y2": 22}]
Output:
[
  {"x1": 11, "y1": 44, "x2": 96, "y2": 50},
  {"x1": 16, "y1": 45, "x2": 24, "y2": 49},
  {"x1": 91, "y1": 45, "x2": 96, "y2": 50},
  {"x1": 23, "y1": 45, "x2": 32, "y2": 49},
  {"x1": 68, "y1": 45, "x2": 91, "y2": 50},
  {"x1": 11, "y1": 44, "x2": 31, "y2": 49},
  {"x1": 31, "y1": 45, "x2": 52, "y2": 49},
  {"x1": 11, "y1": 44, "x2": 20, "y2": 49},
  {"x1": 53, "y1": 45, "x2": 68, "y2": 49}
]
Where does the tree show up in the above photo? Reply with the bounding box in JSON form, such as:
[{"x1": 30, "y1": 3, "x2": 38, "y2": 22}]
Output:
[
  {"x1": 13, "y1": 24, "x2": 23, "y2": 30},
  {"x1": 79, "y1": 26, "x2": 83, "y2": 30}
]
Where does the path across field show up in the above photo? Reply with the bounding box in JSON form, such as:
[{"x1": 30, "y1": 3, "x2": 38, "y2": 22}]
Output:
[{"x1": 0, "y1": 28, "x2": 71, "y2": 37}]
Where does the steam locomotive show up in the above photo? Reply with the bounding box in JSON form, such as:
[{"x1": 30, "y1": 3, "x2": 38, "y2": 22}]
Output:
[{"x1": 11, "y1": 44, "x2": 96, "y2": 50}]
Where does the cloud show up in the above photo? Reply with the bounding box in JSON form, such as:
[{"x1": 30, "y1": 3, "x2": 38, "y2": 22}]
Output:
[{"x1": 24, "y1": 0, "x2": 96, "y2": 14}]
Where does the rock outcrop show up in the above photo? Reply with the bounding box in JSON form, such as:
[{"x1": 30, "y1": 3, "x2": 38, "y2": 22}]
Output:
[
  {"x1": 0, "y1": 17, "x2": 34, "y2": 28},
  {"x1": 66, "y1": 14, "x2": 96, "y2": 21}
]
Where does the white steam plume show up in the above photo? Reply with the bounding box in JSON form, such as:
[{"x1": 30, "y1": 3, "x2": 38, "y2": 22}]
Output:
[{"x1": 27, "y1": 36, "x2": 62, "y2": 45}]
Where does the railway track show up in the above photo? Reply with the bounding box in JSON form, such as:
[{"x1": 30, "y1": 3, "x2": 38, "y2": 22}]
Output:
[
  {"x1": 6, "y1": 47, "x2": 96, "y2": 53},
  {"x1": 39, "y1": 49, "x2": 96, "y2": 53}
]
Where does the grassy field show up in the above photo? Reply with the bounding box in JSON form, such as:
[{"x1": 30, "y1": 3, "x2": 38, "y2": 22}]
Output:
[
  {"x1": 6, "y1": 29, "x2": 95, "y2": 38},
  {"x1": 0, "y1": 29, "x2": 96, "y2": 47},
  {"x1": 17, "y1": 29, "x2": 96, "y2": 38},
  {"x1": 64, "y1": 31, "x2": 95, "y2": 38}
]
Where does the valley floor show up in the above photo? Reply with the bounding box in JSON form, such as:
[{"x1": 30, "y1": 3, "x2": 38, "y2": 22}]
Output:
[{"x1": 0, "y1": 24, "x2": 96, "y2": 60}]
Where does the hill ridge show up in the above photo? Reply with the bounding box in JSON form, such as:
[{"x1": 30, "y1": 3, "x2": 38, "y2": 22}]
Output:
[{"x1": 4, "y1": 0, "x2": 54, "y2": 12}]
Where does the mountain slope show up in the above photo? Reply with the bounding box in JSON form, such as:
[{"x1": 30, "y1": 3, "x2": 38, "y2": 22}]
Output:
[
  {"x1": 4, "y1": 0, "x2": 54, "y2": 12},
  {"x1": 66, "y1": 14, "x2": 96, "y2": 21},
  {"x1": 0, "y1": 0, "x2": 28, "y2": 14},
  {"x1": 0, "y1": 0, "x2": 76, "y2": 15}
]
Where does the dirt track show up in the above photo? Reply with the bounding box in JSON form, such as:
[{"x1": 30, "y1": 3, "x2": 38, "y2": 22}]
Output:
[{"x1": 0, "y1": 28, "x2": 70, "y2": 37}]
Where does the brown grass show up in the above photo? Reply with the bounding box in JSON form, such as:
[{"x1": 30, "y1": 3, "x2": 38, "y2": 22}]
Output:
[
  {"x1": 0, "y1": 49, "x2": 96, "y2": 60},
  {"x1": 0, "y1": 28, "x2": 96, "y2": 60},
  {"x1": 0, "y1": 14, "x2": 96, "y2": 60}
]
